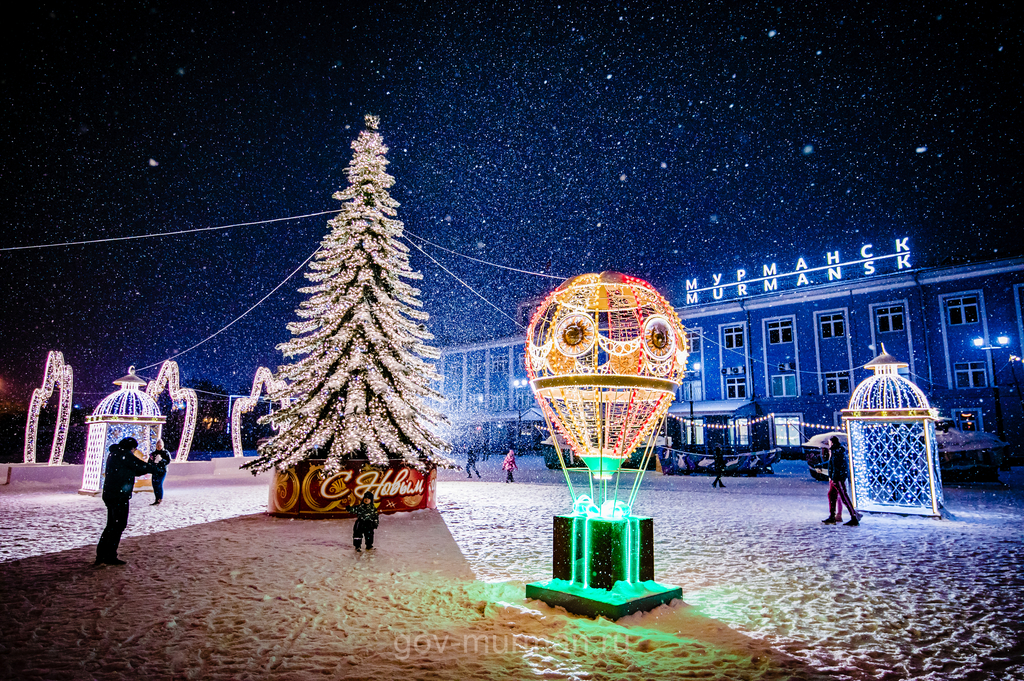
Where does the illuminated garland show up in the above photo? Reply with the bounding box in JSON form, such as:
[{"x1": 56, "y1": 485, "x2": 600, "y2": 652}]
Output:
[
  {"x1": 669, "y1": 412, "x2": 836, "y2": 431},
  {"x1": 23, "y1": 351, "x2": 74, "y2": 464},
  {"x1": 145, "y1": 360, "x2": 198, "y2": 462},
  {"x1": 230, "y1": 367, "x2": 290, "y2": 457}
]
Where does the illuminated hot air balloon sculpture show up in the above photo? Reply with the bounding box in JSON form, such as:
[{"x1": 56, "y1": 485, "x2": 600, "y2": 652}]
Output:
[{"x1": 524, "y1": 272, "x2": 687, "y2": 618}]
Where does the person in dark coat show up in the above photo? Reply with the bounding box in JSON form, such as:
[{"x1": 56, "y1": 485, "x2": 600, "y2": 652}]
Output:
[
  {"x1": 711, "y1": 445, "x2": 726, "y2": 488},
  {"x1": 823, "y1": 436, "x2": 860, "y2": 526},
  {"x1": 350, "y1": 492, "x2": 380, "y2": 552},
  {"x1": 95, "y1": 437, "x2": 163, "y2": 565},
  {"x1": 465, "y1": 449, "x2": 481, "y2": 478},
  {"x1": 149, "y1": 439, "x2": 172, "y2": 505}
]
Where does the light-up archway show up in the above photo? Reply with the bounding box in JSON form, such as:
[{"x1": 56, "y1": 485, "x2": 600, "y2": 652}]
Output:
[
  {"x1": 231, "y1": 367, "x2": 290, "y2": 458},
  {"x1": 23, "y1": 351, "x2": 74, "y2": 465},
  {"x1": 146, "y1": 360, "x2": 198, "y2": 462}
]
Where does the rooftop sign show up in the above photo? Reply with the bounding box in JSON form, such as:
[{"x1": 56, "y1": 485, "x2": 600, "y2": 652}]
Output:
[{"x1": 683, "y1": 238, "x2": 912, "y2": 305}]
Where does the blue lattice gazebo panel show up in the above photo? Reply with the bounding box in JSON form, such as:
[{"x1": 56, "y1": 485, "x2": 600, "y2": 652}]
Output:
[
  {"x1": 842, "y1": 347, "x2": 943, "y2": 517},
  {"x1": 847, "y1": 420, "x2": 943, "y2": 515}
]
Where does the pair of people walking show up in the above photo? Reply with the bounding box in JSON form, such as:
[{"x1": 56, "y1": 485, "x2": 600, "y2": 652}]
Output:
[
  {"x1": 95, "y1": 437, "x2": 165, "y2": 566},
  {"x1": 823, "y1": 436, "x2": 860, "y2": 526}
]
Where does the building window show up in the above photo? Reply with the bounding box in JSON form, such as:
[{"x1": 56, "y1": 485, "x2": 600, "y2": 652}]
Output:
[
  {"x1": 681, "y1": 418, "x2": 704, "y2": 446},
  {"x1": 875, "y1": 305, "x2": 905, "y2": 334},
  {"x1": 490, "y1": 393, "x2": 507, "y2": 411},
  {"x1": 771, "y1": 374, "x2": 797, "y2": 397},
  {"x1": 954, "y1": 362, "x2": 987, "y2": 388},
  {"x1": 953, "y1": 410, "x2": 980, "y2": 432},
  {"x1": 491, "y1": 354, "x2": 508, "y2": 375},
  {"x1": 824, "y1": 371, "x2": 851, "y2": 395},
  {"x1": 516, "y1": 348, "x2": 527, "y2": 373},
  {"x1": 946, "y1": 296, "x2": 979, "y2": 325},
  {"x1": 767, "y1": 319, "x2": 794, "y2": 344},
  {"x1": 819, "y1": 313, "x2": 845, "y2": 339},
  {"x1": 725, "y1": 376, "x2": 747, "y2": 399},
  {"x1": 468, "y1": 356, "x2": 484, "y2": 377},
  {"x1": 687, "y1": 331, "x2": 702, "y2": 354},
  {"x1": 729, "y1": 417, "x2": 750, "y2": 446},
  {"x1": 514, "y1": 389, "x2": 533, "y2": 410},
  {"x1": 681, "y1": 380, "x2": 702, "y2": 401},
  {"x1": 723, "y1": 325, "x2": 745, "y2": 349},
  {"x1": 774, "y1": 415, "x2": 802, "y2": 447}
]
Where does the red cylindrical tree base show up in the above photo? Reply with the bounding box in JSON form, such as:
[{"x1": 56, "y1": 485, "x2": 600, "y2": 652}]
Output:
[{"x1": 268, "y1": 459, "x2": 436, "y2": 518}]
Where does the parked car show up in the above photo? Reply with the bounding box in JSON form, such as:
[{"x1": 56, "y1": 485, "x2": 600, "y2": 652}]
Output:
[{"x1": 802, "y1": 424, "x2": 1009, "y2": 483}]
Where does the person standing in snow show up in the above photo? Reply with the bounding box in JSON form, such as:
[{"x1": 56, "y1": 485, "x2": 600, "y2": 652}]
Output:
[
  {"x1": 350, "y1": 492, "x2": 380, "y2": 551},
  {"x1": 465, "y1": 448, "x2": 481, "y2": 478},
  {"x1": 711, "y1": 445, "x2": 726, "y2": 488},
  {"x1": 823, "y1": 436, "x2": 860, "y2": 526},
  {"x1": 149, "y1": 439, "x2": 172, "y2": 505},
  {"x1": 95, "y1": 437, "x2": 163, "y2": 566},
  {"x1": 502, "y1": 449, "x2": 518, "y2": 483}
]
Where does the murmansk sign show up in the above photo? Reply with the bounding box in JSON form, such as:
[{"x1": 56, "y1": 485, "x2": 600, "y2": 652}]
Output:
[{"x1": 683, "y1": 238, "x2": 912, "y2": 305}]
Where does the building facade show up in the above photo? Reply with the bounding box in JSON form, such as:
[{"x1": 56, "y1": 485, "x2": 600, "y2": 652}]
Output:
[{"x1": 438, "y1": 257, "x2": 1024, "y2": 458}]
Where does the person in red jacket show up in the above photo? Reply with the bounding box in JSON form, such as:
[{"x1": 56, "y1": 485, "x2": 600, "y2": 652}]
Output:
[{"x1": 502, "y1": 449, "x2": 518, "y2": 483}]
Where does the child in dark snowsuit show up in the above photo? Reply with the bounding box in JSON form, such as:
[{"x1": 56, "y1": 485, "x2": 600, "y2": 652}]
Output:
[{"x1": 351, "y1": 492, "x2": 380, "y2": 551}]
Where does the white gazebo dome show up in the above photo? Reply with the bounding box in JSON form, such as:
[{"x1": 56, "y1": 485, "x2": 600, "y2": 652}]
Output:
[
  {"x1": 90, "y1": 367, "x2": 162, "y2": 420},
  {"x1": 81, "y1": 366, "x2": 167, "y2": 495},
  {"x1": 848, "y1": 348, "x2": 931, "y2": 412}
]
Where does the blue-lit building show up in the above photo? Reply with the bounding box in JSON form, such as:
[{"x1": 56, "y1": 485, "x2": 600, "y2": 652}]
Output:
[{"x1": 438, "y1": 255, "x2": 1024, "y2": 459}]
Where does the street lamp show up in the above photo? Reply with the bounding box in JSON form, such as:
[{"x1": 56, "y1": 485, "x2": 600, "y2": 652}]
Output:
[
  {"x1": 972, "y1": 335, "x2": 1011, "y2": 442},
  {"x1": 683, "y1": 362, "x2": 702, "y2": 449},
  {"x1": 512, "y1": 379, "x2": 530, "y2": 453}
]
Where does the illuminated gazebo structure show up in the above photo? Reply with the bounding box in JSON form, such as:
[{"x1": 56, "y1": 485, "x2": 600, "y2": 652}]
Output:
[
  {"x1": 80, "y1": 367, "x2": 166, "y2": 495},
  {"x1": 524, "y1": 272, "x2": 688, "y2": 618},
  {"x1": 841, "y1": 346, "x2": 944, "y2": 517}
]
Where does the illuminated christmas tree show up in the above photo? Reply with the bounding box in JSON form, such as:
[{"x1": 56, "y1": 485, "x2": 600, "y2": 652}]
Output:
[{"x1": 244, "y1": 115, "x2": 451, "y2": 476}]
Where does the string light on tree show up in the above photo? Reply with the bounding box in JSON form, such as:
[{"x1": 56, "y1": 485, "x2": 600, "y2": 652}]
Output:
[{"x1": 243, "y1": 115, "x2": 453, "y2": 477}]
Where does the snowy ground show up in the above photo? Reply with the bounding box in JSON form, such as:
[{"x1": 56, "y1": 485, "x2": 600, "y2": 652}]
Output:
[{"x1": 1, "y1": 455, "x2": 1022, "y2": 680}]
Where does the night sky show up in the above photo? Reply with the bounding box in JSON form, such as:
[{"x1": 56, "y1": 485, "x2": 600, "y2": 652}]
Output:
[{"x1": 1, "y1": 1, "x2": 1019, "y2": 405}]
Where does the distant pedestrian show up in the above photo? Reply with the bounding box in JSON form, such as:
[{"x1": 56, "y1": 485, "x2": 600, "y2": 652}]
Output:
[
  {"x1": 465, "y1": 449, "x2": 481, "y2": 478},
  {"x1": 822, "y1": 436, "x2": 860, "y2": 526},
  {"x1": 711, "y1": 445, "x2": 726, "y2": 488},
  {"x1": 150, "y1": 439, "x2": 172, "y2": 505},
  {"x1": 350, "y1": 492, "x2": 380, "y2": 552},
  {"x1": 502, "y1": 449, "x2": 518, "y2": 483},
  {"x1": 95, "y1": 437, "x2": 163, "y2": 566}
]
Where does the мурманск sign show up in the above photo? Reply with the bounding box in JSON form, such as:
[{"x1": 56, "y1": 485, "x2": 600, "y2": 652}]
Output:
[{"x1": 683, "y1": 238, "x2": 912, "y2": 305}]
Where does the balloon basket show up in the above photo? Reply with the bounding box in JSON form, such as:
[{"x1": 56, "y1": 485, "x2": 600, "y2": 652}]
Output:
[{"x1": 525, "y1": 514, "x2": 681, "y2": 619}]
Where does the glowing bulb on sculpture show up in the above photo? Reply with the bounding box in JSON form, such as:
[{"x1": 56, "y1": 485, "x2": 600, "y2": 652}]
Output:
[{"x1": 524, "y1": 271, "x2": 687, "y2": 618}]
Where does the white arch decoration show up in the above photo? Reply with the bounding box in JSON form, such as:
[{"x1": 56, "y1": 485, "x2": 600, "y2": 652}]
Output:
[
  {"x1": 23, "y1": 351, "x2": 74, "y2": 465},
  {"x1": 231, "y1": 367, "x2": 289, "y2": 458},
  {"x1": 146, "y1": 360, "x2": 198, "y2": 462}
]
